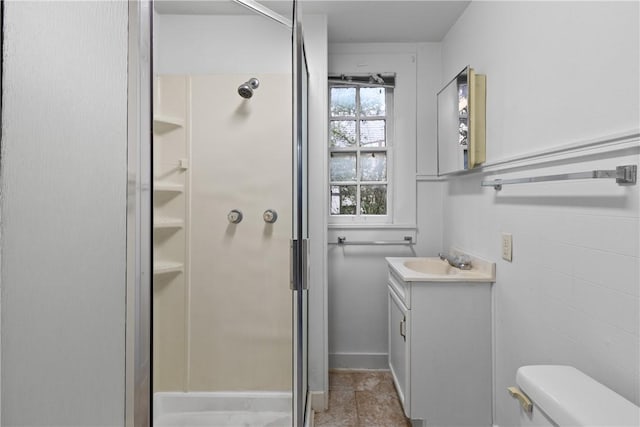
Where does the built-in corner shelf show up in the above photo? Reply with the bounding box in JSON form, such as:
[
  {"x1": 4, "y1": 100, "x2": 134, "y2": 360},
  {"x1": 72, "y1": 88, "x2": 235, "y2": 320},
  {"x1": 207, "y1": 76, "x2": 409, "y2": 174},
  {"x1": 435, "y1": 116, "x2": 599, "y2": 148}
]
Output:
[
  {"x1": 154, "y1": 182, "x2": 184, "y2": 193},
  {"x1": 154, "y1": 218, "x2": 184, "y2": 229},
  {"x1": 153, "y1": 115, "x2": 184, "y2": 133},
  {"x1": 153, "y1": 261, "x2": 183, "y2": 276}
]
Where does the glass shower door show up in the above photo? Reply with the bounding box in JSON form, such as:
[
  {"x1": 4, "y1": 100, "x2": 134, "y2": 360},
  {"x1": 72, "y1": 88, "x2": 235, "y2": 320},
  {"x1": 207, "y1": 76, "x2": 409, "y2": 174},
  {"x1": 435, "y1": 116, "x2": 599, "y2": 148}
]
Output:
[
  {"x1": 148, "y1": 1, "x2": 308, "y2": 426},
  {"x1": 292, "y1": 1, "x2": 309, "y2": 423}
]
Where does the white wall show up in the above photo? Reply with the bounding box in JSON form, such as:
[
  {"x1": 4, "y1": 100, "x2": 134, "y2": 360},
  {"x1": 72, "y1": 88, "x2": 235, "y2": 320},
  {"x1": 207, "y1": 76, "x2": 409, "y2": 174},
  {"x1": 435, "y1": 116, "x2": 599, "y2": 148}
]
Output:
[
  {"x1": 441, "y1": 1, "x2": 639, "y2": 160},
  {"x1": 155, "y1": 14, "x2": 290, "y2": 74},
  {"x1": 326, "y1": 43, "x2": 443, "y2": 368},
  {"x1": 329, "y1": 43, "x2": 418, "y2": 227},
  {"x1": 302, "y1": 14, "x2": 330, "y2": 408},
  {"x1": 415, "y1": 41, "x2": 445, "y2": 268},
  {"x1": 416, "y1": 43, "x2": 441, "y2": 176},
  {"x1": 1, "y1": 1, "x2": 128, "y2": 425},
  {"x1": 440, "y1": 2, "x2": 639, "y2": 426}
]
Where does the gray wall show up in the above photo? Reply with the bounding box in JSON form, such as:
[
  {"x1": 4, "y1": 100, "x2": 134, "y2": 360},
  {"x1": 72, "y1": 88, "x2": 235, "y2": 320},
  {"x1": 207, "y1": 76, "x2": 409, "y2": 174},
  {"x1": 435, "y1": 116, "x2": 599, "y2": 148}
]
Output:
[{"x1": 1, "y1": 1, "x2": 128, "y2": 425}]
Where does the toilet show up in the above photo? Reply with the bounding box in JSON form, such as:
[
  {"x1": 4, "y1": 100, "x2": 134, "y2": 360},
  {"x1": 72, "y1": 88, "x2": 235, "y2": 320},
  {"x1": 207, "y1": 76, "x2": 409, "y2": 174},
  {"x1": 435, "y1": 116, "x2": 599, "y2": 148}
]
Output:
[{"x1": 510, "y1": 365, "x2": 640, "y2": 426}]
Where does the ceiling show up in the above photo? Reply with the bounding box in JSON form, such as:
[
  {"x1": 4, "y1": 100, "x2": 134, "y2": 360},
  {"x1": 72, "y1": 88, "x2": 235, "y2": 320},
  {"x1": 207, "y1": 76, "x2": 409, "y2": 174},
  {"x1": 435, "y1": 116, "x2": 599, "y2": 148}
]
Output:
[{"x1": 154, "y1": 0, "x2": 471, "y2": 43}]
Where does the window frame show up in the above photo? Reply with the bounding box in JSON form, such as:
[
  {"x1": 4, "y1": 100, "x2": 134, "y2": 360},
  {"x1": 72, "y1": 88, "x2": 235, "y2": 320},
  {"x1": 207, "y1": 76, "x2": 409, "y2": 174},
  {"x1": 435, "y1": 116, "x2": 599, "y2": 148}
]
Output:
[{"x1": 328, "y1": 84, "x2": 394, "y2": 224}]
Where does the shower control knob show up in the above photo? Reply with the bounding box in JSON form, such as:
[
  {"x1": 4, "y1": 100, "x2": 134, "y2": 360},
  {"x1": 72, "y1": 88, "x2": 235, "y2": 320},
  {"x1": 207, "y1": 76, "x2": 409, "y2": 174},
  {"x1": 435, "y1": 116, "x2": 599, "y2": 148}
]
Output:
[
  {"x1": 227, "y1": 209, "x2": 243, "y2": 224},
  {"x1": 263, "y1": 209, "x2": 278, "y2": 224}
]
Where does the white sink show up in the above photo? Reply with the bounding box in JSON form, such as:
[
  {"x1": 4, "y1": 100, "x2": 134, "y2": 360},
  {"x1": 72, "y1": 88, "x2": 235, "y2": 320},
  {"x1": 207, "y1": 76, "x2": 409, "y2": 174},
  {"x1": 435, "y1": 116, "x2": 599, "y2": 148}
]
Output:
[
  {"x1": 403, "y1": 258, "x2": 457, "y2": 275},
  {"x1": 387, "y1": 254, "x2": 495, "y2": 282}
]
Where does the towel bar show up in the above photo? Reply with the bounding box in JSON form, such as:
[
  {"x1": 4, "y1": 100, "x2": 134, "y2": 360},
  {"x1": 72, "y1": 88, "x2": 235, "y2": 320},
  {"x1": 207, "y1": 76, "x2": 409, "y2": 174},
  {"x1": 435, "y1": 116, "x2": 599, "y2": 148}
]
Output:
[
  {"x1": 331, "y1": 236, "x2": 414, "y2": 246},
  {"x1": 481, "y1": 165, "x2": 636, "y2": 191}
]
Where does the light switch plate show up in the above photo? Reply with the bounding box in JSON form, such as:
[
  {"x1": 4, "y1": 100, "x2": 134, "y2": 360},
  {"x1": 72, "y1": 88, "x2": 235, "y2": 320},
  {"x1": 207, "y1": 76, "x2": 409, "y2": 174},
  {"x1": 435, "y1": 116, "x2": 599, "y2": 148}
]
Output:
[{"x1": 502, "y1": 233, "x2": 513, "y2": 262}]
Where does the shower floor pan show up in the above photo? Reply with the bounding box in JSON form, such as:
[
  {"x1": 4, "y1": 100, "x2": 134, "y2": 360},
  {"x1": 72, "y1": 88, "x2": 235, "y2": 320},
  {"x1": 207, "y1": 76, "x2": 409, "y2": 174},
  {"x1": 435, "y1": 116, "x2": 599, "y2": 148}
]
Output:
[{"x1": 154, "y1": 391, "x2": 292, "y2": 427}]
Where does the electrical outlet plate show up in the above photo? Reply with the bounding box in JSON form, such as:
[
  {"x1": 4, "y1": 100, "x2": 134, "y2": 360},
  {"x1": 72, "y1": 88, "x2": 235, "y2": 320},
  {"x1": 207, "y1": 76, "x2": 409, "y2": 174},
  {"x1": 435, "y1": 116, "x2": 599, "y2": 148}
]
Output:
[{"x1": 502, "y1": 233, "x2": 513, "y2": 262}]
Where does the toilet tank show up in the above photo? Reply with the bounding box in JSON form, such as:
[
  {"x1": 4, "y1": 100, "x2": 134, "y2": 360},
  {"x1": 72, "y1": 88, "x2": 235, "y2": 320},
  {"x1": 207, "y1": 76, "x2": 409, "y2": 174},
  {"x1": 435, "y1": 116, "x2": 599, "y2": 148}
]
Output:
[{"x1": 514, "y1": 365, "x2": 639, "y2": 427}]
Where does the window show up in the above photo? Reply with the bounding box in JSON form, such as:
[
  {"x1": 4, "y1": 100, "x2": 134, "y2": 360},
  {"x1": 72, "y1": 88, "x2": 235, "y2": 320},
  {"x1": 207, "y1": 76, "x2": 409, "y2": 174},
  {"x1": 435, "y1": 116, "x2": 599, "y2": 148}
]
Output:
[{"x1": 329, "y1": 80, "x2": 393, "y2": 221}]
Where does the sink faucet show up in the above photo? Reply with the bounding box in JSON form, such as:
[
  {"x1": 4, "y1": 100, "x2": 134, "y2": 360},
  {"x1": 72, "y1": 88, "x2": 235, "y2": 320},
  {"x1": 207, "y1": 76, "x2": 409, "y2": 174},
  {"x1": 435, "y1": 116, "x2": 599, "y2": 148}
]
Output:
[{"x1": 438, "y1": 252, "x2": 472, "y2": 270}]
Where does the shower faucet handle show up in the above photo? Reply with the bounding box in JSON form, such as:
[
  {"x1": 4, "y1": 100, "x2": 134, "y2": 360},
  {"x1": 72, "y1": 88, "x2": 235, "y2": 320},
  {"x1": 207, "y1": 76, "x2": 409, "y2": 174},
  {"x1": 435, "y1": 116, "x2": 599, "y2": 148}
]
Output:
[
  {"x1": 227, "y1": 209, "x2": 243, "y2": 224},
  {"x1": 263, "y1": 209, "x2": 278, "y2": 224}
]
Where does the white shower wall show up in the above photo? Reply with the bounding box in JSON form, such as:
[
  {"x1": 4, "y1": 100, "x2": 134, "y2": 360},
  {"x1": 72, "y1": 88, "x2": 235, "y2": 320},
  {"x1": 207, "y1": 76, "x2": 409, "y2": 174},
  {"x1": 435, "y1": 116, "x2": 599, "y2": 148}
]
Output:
[
  {"x1": 153, "y1": 73, "x2": 293, "y2": 393},
  {"x1": 440, "y1": 2, "x2": 640, "y2": 426},
  {"x1": 188, "y1": 74, "x2": 293, "y2": 391},
  {"x1": 153, "y1": 10, "x2": 295, "y2": 393},
  {"x1": 154, "y1": 11, "x2": 333, "y2": 405}
]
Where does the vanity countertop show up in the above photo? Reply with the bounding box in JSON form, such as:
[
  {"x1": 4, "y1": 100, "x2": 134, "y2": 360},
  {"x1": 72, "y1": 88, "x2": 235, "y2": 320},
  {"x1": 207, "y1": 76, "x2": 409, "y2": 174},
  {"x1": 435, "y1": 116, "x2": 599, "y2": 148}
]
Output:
[{"x1": 386, "y1": 253, "x2": 495, "y2": 283}]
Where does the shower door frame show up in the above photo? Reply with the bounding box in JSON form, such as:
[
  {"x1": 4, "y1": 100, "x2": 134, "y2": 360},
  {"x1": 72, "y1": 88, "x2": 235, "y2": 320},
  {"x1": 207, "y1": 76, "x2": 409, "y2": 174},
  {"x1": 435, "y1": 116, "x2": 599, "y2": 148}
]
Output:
[
  {"x1": 292, "y1": 0, "x2": 310, "y2": 424},
  {"x1": 125, "y1": 1, "x2": 309, "y2": 425},
  {"x1": 125, "y1": 1, "x2": 153, "y2": 426}
]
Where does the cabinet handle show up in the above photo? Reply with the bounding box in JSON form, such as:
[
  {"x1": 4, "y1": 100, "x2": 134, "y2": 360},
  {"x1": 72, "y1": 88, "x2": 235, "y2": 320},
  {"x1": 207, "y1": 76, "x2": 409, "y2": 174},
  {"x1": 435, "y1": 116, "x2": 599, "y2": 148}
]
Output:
[{"x1": 400, "y1": 315, "x2": 406, "y2": 341}]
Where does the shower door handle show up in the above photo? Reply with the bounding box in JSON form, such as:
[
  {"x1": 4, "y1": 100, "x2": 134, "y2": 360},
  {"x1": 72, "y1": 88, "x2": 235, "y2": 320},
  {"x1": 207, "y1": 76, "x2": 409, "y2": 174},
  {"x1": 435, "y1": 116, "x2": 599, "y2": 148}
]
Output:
[
  {"x1": 290, "y1": 238, "x2": 310, "y2": 291},
  {"x1": 301, "y1": 238, "x2": 309, "y2": 291},
  {"x1": 290, "y1": 240, "x2": 297, "y2": 290}
]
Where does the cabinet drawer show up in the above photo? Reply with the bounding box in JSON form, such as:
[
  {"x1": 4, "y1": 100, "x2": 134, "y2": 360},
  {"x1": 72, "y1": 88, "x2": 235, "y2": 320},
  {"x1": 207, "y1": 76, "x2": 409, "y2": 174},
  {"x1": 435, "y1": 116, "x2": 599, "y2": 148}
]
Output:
[{"x1": 388, "y1": 270, "x2": 410, "y2": 308}]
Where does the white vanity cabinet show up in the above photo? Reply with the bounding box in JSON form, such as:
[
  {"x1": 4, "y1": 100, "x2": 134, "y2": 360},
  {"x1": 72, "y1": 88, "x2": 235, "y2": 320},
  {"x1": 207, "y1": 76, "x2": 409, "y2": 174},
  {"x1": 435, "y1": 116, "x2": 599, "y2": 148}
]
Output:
[
  {"x1": 388, "y1": 282, "x2": 410, "y2": 413},
  {"x1": 387, "y1": 267, "x2": 493, "y2": 427}
]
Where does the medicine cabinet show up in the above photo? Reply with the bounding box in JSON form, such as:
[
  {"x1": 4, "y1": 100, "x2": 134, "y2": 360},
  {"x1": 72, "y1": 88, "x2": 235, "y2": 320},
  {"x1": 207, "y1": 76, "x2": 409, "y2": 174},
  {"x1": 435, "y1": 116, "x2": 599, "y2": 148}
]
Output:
[{"x1": 437, "y1": 66, "x2": 486, "y2": 174}]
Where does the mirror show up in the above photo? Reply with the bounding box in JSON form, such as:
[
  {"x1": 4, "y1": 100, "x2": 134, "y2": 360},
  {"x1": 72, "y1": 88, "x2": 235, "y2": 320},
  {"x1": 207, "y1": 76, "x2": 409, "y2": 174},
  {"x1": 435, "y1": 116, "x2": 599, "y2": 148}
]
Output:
[{"x1": 437, "y1": 66, "x2": 486, "y2": 174}]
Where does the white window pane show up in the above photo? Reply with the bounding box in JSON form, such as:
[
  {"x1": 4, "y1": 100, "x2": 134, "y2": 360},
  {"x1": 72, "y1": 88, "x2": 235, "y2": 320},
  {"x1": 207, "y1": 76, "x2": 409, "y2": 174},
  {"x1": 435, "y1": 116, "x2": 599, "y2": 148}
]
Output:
[
  {"x1": 360, "y1": 185, "x2": 386, "y2": 215},
  {"x1": 330, "y1": 120, "x2": 356, "y2": 148},
  {"x1": 330, "y1": 87, "x2": 356, "y2": 117},
  {"x1": 361, "y1": 152, "x2": 386, "y2": 181},
  {"x1": 360, "y1": 120, "x2": 385, "y2": 147},
  {"x1": 360, "y1": 87, "x2": 386, "y2": 116},
  {"x1": 330, "y1": 153, "x2": 356, "y2": 181},
  {"x1": 328, "y1": 82, "x2": 391, "y2": 218},
  {"x1": 331, "y1": 185, "x2": 357, "y2": 215}
]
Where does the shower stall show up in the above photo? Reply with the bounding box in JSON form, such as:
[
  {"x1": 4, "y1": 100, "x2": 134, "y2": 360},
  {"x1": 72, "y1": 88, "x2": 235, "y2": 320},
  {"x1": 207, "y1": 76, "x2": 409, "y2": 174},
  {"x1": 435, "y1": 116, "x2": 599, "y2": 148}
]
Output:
[{"x1": 127, "y1": 0, "x2": 309, "y2": 425}]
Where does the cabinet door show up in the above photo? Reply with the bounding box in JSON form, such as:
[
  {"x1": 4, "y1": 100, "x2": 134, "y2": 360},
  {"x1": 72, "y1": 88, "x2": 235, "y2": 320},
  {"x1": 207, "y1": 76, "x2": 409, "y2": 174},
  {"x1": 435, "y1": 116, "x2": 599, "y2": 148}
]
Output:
[
  {"x1": 388, "y1": 286, "x2": 410, "y2": 417},
  {"x1": 437, "y1": 67, "x2": 486, "y2": 174}
]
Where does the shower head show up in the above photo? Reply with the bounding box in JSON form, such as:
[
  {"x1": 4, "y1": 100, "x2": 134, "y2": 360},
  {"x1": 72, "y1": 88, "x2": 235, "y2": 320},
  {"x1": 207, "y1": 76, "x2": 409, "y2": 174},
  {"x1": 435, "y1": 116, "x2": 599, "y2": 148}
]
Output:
[{"x1": 238, "y1": 78, "x2": 260, "y2": 99}]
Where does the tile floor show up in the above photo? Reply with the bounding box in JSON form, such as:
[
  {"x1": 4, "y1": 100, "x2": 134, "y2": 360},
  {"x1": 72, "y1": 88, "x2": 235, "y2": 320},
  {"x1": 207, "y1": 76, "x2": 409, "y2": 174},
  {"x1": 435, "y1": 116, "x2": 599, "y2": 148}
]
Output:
[{"x1": 314, "y1": 370, "x2": 411, "y2": 427}]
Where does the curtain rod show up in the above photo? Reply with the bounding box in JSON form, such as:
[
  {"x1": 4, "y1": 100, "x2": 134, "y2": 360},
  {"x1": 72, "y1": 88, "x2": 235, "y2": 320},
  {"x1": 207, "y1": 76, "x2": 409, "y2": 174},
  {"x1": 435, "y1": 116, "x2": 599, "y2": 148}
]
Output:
[{"x1": 329, "y1": 73, "x2": 396, "y2": 88}]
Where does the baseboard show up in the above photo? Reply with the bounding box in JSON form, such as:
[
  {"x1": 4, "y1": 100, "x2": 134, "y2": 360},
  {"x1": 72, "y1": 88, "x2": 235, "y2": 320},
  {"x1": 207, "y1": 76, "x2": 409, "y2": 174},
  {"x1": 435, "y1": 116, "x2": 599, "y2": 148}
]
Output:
[
  {"x1": 310, "y1": 390, "x2": 328, "y2": 412},
  {"x1": 329, "y1": 352, "x2": 388, "y2": 370}
]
